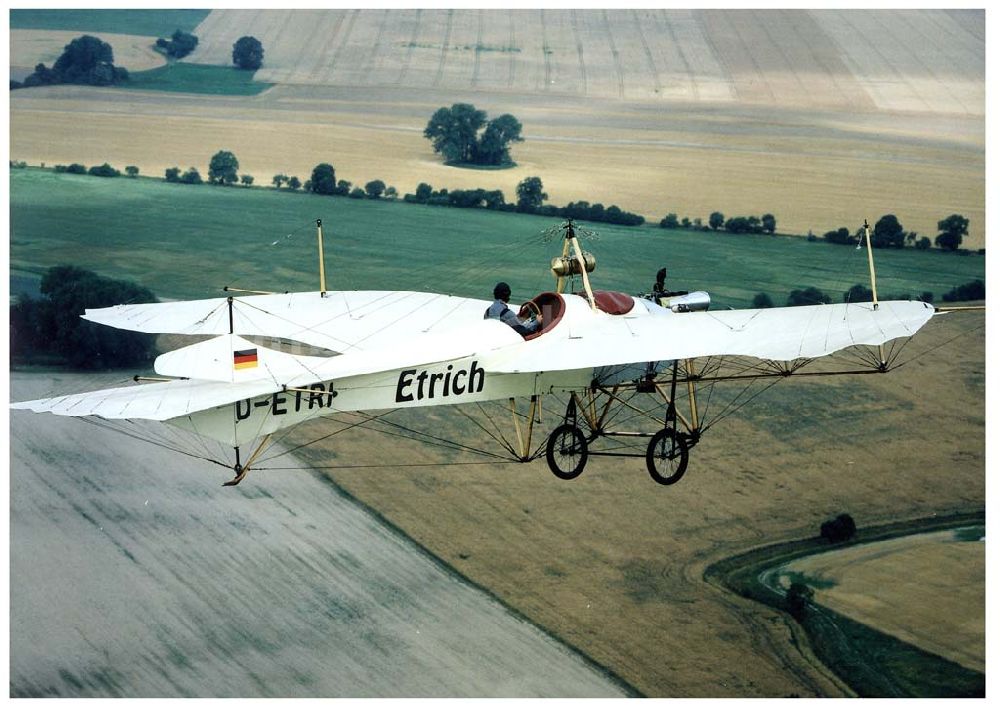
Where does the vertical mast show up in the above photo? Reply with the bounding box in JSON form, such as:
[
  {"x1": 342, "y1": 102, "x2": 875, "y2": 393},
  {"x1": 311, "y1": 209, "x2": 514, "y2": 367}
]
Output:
[
  {"x1": 861, "y1": 219, "x2": 887, "y2": 369},
  {"x1": 316, "y1": 218, "x2": 327, "y2": 297},
  {"x1": 566, "y1": 221, "x2": 596, "y2": 311}
]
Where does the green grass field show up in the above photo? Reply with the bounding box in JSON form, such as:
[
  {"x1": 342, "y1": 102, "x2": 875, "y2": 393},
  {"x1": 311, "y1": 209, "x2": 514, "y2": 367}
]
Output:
[
  {"x1": 9, "y1": 169, "x2": 985, "y2": 307},
  {"x1": 9, "y1": 9, "x2": 210, "y2": 36},
  {"x1": 123, "y1": 63, "x2": 272, "y2": 96}
]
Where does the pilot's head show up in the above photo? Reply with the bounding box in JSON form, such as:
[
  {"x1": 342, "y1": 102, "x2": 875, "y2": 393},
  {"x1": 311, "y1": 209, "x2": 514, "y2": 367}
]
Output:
[{"x1": 493, "y1": 282, "x2": 512, "y2": 302}]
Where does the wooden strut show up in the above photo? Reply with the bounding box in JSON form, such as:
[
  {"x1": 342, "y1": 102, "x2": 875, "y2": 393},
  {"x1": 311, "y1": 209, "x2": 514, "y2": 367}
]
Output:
[
  {"x1": 223, "y1": 286, "x2": 280, "y2": 295},
  {"x1": 224, "y1": 433, "x2": 272, "y2": 487},
  {"x1": 317, "y1": 218, "x2": 327, "y2": 297},
  {"x1": 862, "y1": 219, "x2": 887, "y2": 368},
  {"x1": 509, "y1": 395, "x2": 539, "y2": 460}
]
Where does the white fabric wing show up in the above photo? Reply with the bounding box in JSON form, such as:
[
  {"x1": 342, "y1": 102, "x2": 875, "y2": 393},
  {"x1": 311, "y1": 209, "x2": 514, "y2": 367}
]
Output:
[
  {"x1": 83, "y1": 291, "x2": 494, "y2": 354},
  {"x1": 9, "y1": 378, "x2": 279, "y2": 421},
  {"x1": 486, "y1": 300, "x2": 935, "y2": 373}
]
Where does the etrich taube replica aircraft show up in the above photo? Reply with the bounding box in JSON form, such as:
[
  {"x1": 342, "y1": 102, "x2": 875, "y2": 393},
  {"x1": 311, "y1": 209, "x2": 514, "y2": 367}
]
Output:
[{"x1": 13, "y1": 220, "x2": 938, "y2": 486}]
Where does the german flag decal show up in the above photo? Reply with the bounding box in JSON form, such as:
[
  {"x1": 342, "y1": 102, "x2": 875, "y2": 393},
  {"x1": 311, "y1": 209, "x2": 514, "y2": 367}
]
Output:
[{"x1": 233, "y1": 348, "x2": 259, "y2": 370}]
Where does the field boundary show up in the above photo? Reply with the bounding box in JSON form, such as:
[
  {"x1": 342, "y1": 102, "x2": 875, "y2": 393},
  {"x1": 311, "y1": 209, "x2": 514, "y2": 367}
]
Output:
[{"x1": 704, "y1": 510, "x2": 986, "y2": 697}]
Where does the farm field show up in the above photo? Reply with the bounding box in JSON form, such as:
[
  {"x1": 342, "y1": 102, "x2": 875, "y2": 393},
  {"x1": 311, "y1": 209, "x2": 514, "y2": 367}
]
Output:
[
  {"x1": 7, "y1": 9, "x2": 986, "y2": 248},
  {"x1": 8, "y1": 168, "x2": 986, "y2": 696},
  {"x1": 777, "y1": 528, "x2": 985, "y2": 674},
  {"x1": 8, "y1": 170, "x2": 985, "y2": 308}
]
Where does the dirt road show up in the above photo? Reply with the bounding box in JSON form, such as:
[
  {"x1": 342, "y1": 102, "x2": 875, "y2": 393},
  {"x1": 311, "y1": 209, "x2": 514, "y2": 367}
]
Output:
[{"x1": 8, "y1": 372, "x2": 631, "y2": 697}]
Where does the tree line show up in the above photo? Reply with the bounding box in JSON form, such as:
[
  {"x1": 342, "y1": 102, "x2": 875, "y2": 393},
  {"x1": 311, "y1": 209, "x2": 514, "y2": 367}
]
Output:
[
  {"x1": 819, "y1": 213, "x2": 970, "y2": 252},
  {"x1": 749, "y1": 278, "x2": 983, "y2": 309}
]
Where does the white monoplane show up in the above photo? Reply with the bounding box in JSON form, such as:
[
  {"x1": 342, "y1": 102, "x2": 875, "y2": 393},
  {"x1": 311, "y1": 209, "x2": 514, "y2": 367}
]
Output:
[{"x1": 12, "y1": 220, "x2": 938, "y2": 486}]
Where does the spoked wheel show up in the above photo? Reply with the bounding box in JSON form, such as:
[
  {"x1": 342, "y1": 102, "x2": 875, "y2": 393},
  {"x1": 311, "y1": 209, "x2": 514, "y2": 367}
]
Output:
[
  {"x1": 546, "y1": 424, "x2": 589, "y2": 480},
  {"x1": 646, "y1": 428, "x2": 689, "y2": 485}
]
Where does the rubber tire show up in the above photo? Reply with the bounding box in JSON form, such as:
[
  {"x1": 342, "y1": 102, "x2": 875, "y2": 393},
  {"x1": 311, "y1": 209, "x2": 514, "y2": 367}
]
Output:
[
  {"x1": 646, "y1": 428, "x2": 689, "y2": 485},
  {"x1": 546, "y1": 424, "x2": 588, "y2": 480}
]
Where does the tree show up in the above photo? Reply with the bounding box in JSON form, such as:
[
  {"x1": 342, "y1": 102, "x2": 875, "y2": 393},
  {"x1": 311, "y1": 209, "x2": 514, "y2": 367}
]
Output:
[
  {"x1": 208, "y1": 150, "x2": 239, "y2": 185},
  {"x1": 474, "y1": 113, "x2": 523, "y2": 165},
  {"x1": 659, "y1": 213, "x2": 680, "y2": 229},
  {"x1": 787, "y1": 287, "x2": 831, "y2": 306},
  {"x1": 709, "y1": 211, "x2": 724, "y2": 231},
  {"x1": 762, "y1": 213, "x2": 777, "y2": 234},
  {"x1": 942, "y1": 280, "x2": 985, "y2": 302},
  {"x1": 823, "y1": 227, "x2": 853, "y2": 245},
  {"x1": 287, "y1": 176, "x2": 301, "y2": 191},
  {"x1": 872, "y1": 214, "x2": 905, "y2": 248},
  {"x1": 125, "y1": 165, "x2": 139, "y2": 178},
  {"x1": 165, "y1": 166, "x2": 181, "y2": 182},
  {"x1": 415, "y1": 182, "x2": 433, "y2": 202},
  {"x1": 180, "y1": 167, "x2": 202, "y2": 184},
  {"x1": 915, "y1": 236, "x2": 931, "y2": 250},
  {"x1": 751, "y1": 292, "x2": 774, "y2": 309},
  {"x1": 785, "y1": 583, "x2": 814, "y2": 623},
  {"x1": 157, "y1": 29, "x2": 198, "y2": 59},
  {"x1": 515, "y1": 176, "x2": 547, "y2": 212},
  {"x1": 364, "y1": 179, "x2": 386, "y2": 199},
  {"x1": 240, "y1": 174, "x2": 254, "y2": 187},
  {"x1": 309, "y1": 163, "x2": 337, "y2": 195},
  {"x1": 232, "y1": 36, "x2": 264, "y2": 70},
  {"x1": 384, "y1": 185, "x2": 398, "y2": 200},
  {"x1": 52, "y1": 35, "x2": 119, "y2": 85},
  {"x1": 423, "y1": 103, "x2": 487, "y2": 164},
  {"x1": 88, "y1": 163, "x2": 120, "y2": 177},
  {"x1": 335, "y1": 180, "x2": 352, "y2": 196},
  {"x1": 349, "y1": 187, "x2": 366, "y2": 199},
  {"x1": 272, "y1": 174, "x2": 288, "y2": 189},
  {"x1": 820, "y1": 513, "x2": 857, "y2": 543},
  {"x1": 12, "y1": 265, "x2": 157, "y2": 368},
  {"x1": 843, "y1": 284, "x2": 874, "y2": 303},
  {"x1": 935, "y1": 214, "x2": 968, "y2": 251}
]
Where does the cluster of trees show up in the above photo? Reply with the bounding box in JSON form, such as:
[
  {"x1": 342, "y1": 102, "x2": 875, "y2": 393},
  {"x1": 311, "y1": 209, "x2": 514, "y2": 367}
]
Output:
[
  {"x1": 821, "y1": 213, "x2": 970, "y2": 252},
  {"x1": 12, "y1": 35, "x2": 128, "y2": 89},
  {"x1": 401, "y1": 176, "x2": 644, "y2": 225},
  {"x1": 232, "y1": 36, "x2": 264, "y2": 70},
  {"x1": 155, "y1": 30, "x2": 198, "y2": 59},
  {"x1": 165, "y1": 166, "x2": 203, "y2": 184},
  {"x1": 54, "y1": 162, "x2": 138, "y2": 178},
  {"x1": 753, "y1": 282, "x2": 938, "y2": 308},
  {"x1": 304, "y1": 163, "x2": 397, "y2": 199},
  {"x1": 784, "y1": 582, "x2": 814, "y2": 623},
  {"x1": 941, "y1": 279, "x2": 985, "y2": 302},
  {"x1": 404, "y1": 182, "x2": 509, "y2": 210},
  {"x1": 424, "y1": 103, "x2": 523, "y2": 166},
  {"x1": 11, "y1": 266, "x2": 157, "y2": 369},
  {"x1": 661, "y1": 211, "x2": 776, "y2": 234}
]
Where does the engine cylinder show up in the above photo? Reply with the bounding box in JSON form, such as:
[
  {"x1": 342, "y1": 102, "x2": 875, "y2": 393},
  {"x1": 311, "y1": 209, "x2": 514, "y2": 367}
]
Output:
[{"x1": 550, "y1": 252, "x2": 596, "y2": 277}]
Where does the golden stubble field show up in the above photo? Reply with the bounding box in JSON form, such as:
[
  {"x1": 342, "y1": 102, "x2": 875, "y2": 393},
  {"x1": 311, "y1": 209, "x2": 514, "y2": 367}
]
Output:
[
  {"x1": 285, "y1": 310, "x2": 985, "y2": 697},
  {"x1": 780, "y1": 530, "x2": 985, "y2": 674},
  {"x1": 7, "y1": 8, "x2": 986, "y2": 247}
]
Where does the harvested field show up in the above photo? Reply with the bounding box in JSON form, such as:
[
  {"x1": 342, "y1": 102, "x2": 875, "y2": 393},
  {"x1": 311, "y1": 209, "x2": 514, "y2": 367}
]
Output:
[
  {"x1": 9, "y1": 29, "x2": 165, "y2": 81},
  {"x1": 777, "y1": 529, "x2": 985, "y2": 674},
  {"x1": 7, "y1": 9, "x2": 985, "y2": 246},
  {"x1": 283, "y1": 308, "x2": 985, "y2": 697},
  {"x1": 183, "y1": 9, "x2": 983, "y2": 115}
]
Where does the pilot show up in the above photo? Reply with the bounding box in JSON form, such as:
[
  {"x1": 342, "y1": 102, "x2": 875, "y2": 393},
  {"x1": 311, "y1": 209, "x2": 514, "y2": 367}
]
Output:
[{"x1": 485, "y1": 282, "x2": 542, "y2": 336}]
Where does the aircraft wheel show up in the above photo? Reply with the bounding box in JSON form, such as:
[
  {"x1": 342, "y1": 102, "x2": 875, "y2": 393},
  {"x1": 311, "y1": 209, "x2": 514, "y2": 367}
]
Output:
[
  {"x1": 646, "y1": 428, "x2": 689, "y2": 485},
  {"x1": 546, "y1": 424, "x2": 588, "y2": 480}
]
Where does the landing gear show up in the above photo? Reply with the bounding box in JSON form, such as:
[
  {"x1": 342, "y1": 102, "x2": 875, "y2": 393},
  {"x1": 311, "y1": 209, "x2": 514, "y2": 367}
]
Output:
[
  {"x1": 645, "y1": 428, "x2": 689, "y2": 485},
  {"x1": 546, "y1": 423, "x2": 588, "y2": 479}
]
